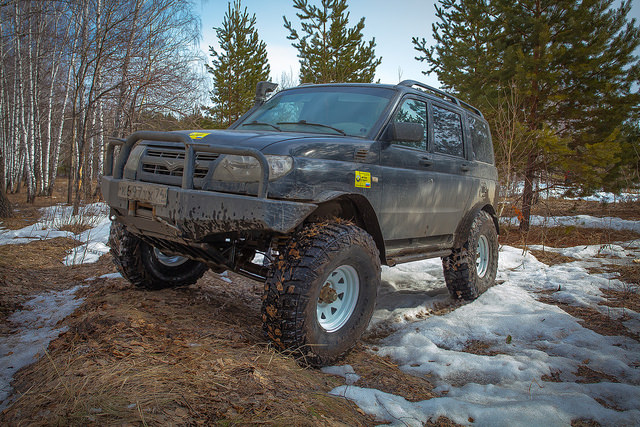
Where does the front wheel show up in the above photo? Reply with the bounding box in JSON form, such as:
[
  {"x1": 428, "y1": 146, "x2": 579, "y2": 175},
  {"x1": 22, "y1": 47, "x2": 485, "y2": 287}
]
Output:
[
  {"x1": 108, "y1": 222, "x2": 207, "y2": 290},
  {"x1": 442, "y1": 210, "x2": 498, "y2": 300},
  {"x1": 262, "y1": 221, "x2": 381, "y2": 366}
]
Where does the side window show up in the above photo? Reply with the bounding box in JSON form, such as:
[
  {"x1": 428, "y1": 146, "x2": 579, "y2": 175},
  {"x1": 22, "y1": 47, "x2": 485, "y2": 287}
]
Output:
[
  {"x1": 469, "y1": 116, "x2": 494, "y2": 164},
  {"x1": 433, "y1": 105, "x2": 464, "y2": 157},
  {"x1": 392, "y1": 99, "x2": 427, "y2": 150}
]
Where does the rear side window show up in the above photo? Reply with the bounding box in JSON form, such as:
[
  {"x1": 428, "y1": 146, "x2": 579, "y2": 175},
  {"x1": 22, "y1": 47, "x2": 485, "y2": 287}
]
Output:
[
  {"x1": 433, "y1": 105, "x2": 464, "y2": 157},
  {"x1": 392, "y1": 99, "x2": 427, "y2": 150},
  {"x1": 469, "y1": 116, "x2": 494, "y2": 164}
]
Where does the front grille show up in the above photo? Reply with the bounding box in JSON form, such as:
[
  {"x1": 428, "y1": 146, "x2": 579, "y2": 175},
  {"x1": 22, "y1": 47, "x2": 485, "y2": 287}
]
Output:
[
  {"x1": 141, "y1": 147, "x2": 219, "y2": 180},
  {"x1": 142, "y1": 163, "x2": 185, "y2": 177},
  {"x1": 147, "y1": 148, "x2": 185, "y2": 160}
]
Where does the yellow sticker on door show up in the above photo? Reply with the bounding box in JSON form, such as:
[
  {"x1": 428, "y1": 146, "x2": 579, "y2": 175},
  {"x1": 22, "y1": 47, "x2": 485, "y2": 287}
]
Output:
[{"x1": 355, "y1": 171, "x2": 371, "y2": 188}]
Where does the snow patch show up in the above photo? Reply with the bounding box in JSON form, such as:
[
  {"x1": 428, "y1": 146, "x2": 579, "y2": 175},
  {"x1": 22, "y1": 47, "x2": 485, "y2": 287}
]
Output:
[
  {"x1": 99, "y1": 272, "x2": 122, "y2": 279},
  {"x1": 501, "y1": 215, "x2": 640, "y2": 233},
  {"x1": 0, "y1": 285, "x2": 86, "y2": 411},
  {"x1": 0, "y1": 202, "x2": 111, "y2": 265},
  {"x1": 321, "y1": 365, "x2": 360, "y2": 385},
  {"x1": 337, "y1": 243, "x2": 640, "y2": 425}
]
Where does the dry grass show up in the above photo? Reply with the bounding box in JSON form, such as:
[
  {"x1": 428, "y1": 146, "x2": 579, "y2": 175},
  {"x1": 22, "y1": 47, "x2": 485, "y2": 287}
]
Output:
[
  {"x1": 344, "y1": 348, "x2": 438, "y2": 402},
  {"x1": 0, "y1": 238, "x2": 111, "y2": 334},
  {"x1": 541, "y1": 369, "x2": 562, "y2": 383},
  {"x1": 58, "y1": 223, "x2": 93, "y2": 234},
  {"x1": 571, "y1": 419, "x2": 601, "y2": 427},
  {"x1": 500, "y1": 224, "x2": 640, "y2": 249},
  {"x1": 1, "y1": 272, "x2": 381, "y2": 425},
  {"x1": 0, "y1": 206, "x2": 42, "y2": 230},
  {"x1": 615, "y1": 265, "x2": 640, "y2": 286},
  {"x1": 528, "y1": 249, "x2": 578, "y2": 266},
  {"x1": 575, "y1": 364, "x2": 619, "y2": 384},
  {"x1": 0, "y1": 237, "x2": 80, "y2": 270},
  {"x1": 2, "y1": 178, "x2": 103, "y2": 230},
  {"x1": 425, "y1": 416, "x2": 464, "y2": 426},
  {"x1": 1, "y1": 182, "x2": 638, "y2": 425},
  {"x1": 600, "y1": 287, "x2": 640, "y2": 313},
  {"x1": 532, "y1": 198, "x2": 640, "y2": 221},
  {"x1": 460, "y1": 340, "x2": 503, "y2": 356},
  {"x1": 3, "y1": 179, "x2": 74, "y2": 229},
  {"x1": 537, "y1": 296, "x2": 638, "y2": 341}
]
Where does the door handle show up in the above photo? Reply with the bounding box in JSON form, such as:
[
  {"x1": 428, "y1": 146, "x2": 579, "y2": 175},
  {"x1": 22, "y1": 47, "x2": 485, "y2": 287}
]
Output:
[
  {"x1": 420, "y1": 157, "x2": 433, "y2": 166},
  {"x1": 460, "y1": 163, "x2": 471, "y2": 172}
]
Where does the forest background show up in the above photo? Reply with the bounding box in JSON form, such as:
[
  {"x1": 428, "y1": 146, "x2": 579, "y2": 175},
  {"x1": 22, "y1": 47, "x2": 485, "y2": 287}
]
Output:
[{"x1": 0, "y1": 0, "x2": 639, "y2": 229}]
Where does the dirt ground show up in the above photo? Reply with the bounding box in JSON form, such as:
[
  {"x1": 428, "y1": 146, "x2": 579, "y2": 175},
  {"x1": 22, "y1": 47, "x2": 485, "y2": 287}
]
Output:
[
  {"x1": 0, "y1": 190, "x2": 639, "y2": 425},
  {"x1": 1, "y1": 190, "x2": 444, "y2": 426}
]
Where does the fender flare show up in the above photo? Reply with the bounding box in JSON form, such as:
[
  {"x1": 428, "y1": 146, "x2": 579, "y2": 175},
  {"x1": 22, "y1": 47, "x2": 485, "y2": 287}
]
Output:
[
  {"x1": 309, "y1": 191, "x2": 387, "y2": 264},
  {"x1": 453, "y1": 203, "x2": 499, "y2": 248}
]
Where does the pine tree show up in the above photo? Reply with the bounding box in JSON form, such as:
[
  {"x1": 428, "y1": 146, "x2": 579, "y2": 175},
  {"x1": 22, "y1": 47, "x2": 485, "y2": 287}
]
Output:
[
  {"x1": 284, "y1": 0, "x2": 382, "y2": 83},
  {"x1": 414, "y1": 0, "x2": 640, "y2": 229},
  {"x1": 207, "y1": 0, "x2": 270, "y2": 128}
]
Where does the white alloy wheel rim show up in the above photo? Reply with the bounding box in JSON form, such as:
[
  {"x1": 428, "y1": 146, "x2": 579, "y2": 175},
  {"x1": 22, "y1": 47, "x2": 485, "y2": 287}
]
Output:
[
  {"x1": 153, "y1": 247, "x2": 188, "y2": 267},
  {"x1": 476, "y1": 235, "x2": 489, "y2": 278},
  {"x1": 316, "y1": 265, "x2": 360, "y2": 333}
]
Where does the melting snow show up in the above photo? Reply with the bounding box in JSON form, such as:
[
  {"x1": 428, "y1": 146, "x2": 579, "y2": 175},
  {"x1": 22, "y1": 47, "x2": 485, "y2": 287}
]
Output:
[
  {"x1": 99, "y1": 272, "x2": 123, "y2": 279},
  {"x1": 321, "y1": 365, "x2": 360, "y2": 385},
  {"x1": 328, "y1": 231, "x2": 640, "y2": 425},
  {"x1": 0, "y1": 202, "x2": 111, "y2": 265},
  {"x1": 2, "y1": 202, "x2": 640, "y2": 423},
  {"x1": 0, "y1": 286, "x2": 85, "y2": 411},
  {"x1": 502, "y1": 214, "x2": 640, "y2": 233}
]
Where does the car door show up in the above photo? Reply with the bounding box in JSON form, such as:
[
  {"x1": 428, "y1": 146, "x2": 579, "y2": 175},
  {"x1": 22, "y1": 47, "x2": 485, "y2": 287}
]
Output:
[
  {"x1": 465, "y1": 113, "x2": 499, "y2": 210},
  {"x1": 378, "y1": 97, "x2": 438, "y2": 242},
  {"x1": 425, "y1": 102, "x2": 474, "y2": 234}
]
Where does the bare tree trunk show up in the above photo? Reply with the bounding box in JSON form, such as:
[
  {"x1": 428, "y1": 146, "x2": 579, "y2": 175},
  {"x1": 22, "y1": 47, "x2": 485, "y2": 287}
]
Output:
[
  {"x1": 41, "y1": 3, "x2": 68, "y2": 196},
  {"x1": 520, "y1": 152, "x2": 537, "y2": 231},
  {"x1": 50, "y1": 35, "x2": 78, "y2": 197},
  {"x1": 519, "y1": 0, "x2": 543, "y2": 232},
  {"x1": 26, "y1": 3, "x2": 39, "y2": 202},
  {"x1": 0, "y1": 9, "x2": 8, "y2": 194},
  {"x1": 0, "y1": 149, "x2": 11, "y2": 218},
  {"x1": 113, "y1": 0, "x2": 142, "y2": 137},
  {"x1": 14, "y1": 2, "x2": 35, "y2": 203},
  {"x1": 0, "y1": 187, "x2": 11, "y2": 218}
]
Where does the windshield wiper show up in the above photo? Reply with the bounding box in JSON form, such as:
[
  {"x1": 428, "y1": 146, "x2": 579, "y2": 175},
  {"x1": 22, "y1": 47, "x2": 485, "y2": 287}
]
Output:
[
  {"x1": 276, "y1": 120, "x2": 346, "y2": 135},
  {"x1": 241, "y1": 121, "x2": 281, "y2": 131}
]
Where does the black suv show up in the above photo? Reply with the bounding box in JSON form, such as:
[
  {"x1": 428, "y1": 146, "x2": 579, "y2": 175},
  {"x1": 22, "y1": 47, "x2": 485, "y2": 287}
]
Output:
[{"x1": 102, "y1": 80, "x2": 499, "y2": 365}]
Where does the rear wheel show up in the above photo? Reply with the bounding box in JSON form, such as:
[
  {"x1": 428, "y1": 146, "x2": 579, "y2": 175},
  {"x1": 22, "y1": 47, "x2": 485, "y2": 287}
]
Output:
[
  {"x1": 262, "y1": 221, "x2": 380, "y2": 366},
  {"x1": 442, "y1": 210, "x2": 498, "y2": 300},
  {"x1": 108, "y1": 222, "x2": 207, "y2": 290}
]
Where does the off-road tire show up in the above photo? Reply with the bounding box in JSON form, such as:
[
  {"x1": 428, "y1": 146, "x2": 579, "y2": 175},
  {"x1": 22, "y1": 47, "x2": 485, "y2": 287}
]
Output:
[
  {"x1": 108, "y1": 222, "x2": 207, "y2": 290},
  {"x1": 442, "y1": 210, "x2": 498, "y2": 300},
  {"x1": 262, "y1": 221, "x2": 380, "y2": 367}
]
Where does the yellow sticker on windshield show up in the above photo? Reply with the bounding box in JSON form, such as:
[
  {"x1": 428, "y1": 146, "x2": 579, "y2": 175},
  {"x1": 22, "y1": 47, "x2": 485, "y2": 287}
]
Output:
[
  {"x1": 355, "y1": 171, "x2": 371, "y2": 188},
  {"x1": 189, "y1": 132, "x2": 211, "y2": 140}
]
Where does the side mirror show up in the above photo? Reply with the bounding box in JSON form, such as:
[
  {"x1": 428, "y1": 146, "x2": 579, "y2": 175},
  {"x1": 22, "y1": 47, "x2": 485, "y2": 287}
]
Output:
[
  {"x1": 254, "y1": 81, "x2": 278, "y2": 106},
  {"x1": 387, "y1": 121, "x2": 425, "y2": 143}
]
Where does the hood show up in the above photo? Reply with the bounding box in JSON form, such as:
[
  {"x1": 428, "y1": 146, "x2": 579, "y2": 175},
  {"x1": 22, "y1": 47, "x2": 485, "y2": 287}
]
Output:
[{"x1": 170, "y1": 129, "x2": 311, "y2": 151}]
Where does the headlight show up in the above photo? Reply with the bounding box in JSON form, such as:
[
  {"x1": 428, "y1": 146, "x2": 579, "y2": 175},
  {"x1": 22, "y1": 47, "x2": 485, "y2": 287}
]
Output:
[{"x1": 213, "y1": 155, "x2": 293, "y2": 182}]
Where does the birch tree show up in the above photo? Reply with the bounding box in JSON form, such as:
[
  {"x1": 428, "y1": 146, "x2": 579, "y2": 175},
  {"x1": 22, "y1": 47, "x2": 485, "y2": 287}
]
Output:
[{"x1": 0, "y1": 0, "x2": 205, "y2": 208}]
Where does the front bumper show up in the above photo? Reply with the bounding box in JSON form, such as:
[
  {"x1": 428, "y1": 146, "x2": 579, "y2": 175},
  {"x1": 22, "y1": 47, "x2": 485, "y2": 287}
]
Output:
[{"x1": 102, "y1": 176, "x2": 317, "y2": 242}]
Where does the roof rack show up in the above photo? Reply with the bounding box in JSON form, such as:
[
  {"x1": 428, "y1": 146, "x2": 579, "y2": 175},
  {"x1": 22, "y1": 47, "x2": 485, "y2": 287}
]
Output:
[{"x1": 398, "y1": 80, "x2": 483, "y2": 118}]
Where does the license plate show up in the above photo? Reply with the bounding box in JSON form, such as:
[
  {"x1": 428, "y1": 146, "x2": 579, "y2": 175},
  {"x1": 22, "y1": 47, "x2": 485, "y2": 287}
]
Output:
[{"x1": 118, "y1": 182, "x2": 168, "y2": 205}]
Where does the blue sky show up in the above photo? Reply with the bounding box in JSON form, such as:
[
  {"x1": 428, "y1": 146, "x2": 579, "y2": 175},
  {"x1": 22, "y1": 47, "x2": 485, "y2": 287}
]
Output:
[{"x1": 197, "y1": 0, "x2": 640, "y2": 90}]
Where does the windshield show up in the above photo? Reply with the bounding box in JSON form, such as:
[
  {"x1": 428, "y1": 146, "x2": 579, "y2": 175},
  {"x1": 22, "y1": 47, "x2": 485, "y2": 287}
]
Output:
[{"x1": 237, "y1": 86, "x2": 395, "y2": 137}]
